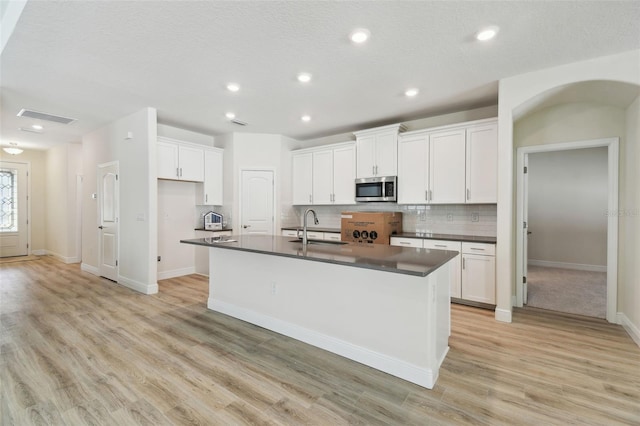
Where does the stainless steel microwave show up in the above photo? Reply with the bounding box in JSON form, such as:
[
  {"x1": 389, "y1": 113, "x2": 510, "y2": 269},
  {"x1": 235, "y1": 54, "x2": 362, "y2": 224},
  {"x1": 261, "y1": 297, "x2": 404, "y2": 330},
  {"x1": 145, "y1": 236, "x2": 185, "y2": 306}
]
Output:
[{"x1": 355, "y1": 176, "x2": 397, "y2": 202}]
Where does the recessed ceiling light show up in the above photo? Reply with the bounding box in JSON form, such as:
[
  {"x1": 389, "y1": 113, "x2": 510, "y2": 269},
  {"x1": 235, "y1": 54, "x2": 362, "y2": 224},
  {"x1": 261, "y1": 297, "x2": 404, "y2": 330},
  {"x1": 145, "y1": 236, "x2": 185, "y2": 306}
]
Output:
[
  {"x1": 225, "y1": 112, "x2": 236, "y2": 119},
  {"x1": 350, "y1": 28, "x2": 370, "y2": 44},
  {"x1": 297, "y1": 73, "x2": 312, "y2": 83},
  {"x1": 226, "y1": 83, "x2": 240, "y2": 92},
  {"x1": 31, "y1": 124, "x2": 44, "y2": 130},
  {"x1": 301, "y1": 115, "x2": 311, "y2": 122},
  {"x1": 476, "y1": 26, "x2": 499, "y2": 41},
  {"x1": 405, "y1": 88, "x2": 419, "y2": 97}
]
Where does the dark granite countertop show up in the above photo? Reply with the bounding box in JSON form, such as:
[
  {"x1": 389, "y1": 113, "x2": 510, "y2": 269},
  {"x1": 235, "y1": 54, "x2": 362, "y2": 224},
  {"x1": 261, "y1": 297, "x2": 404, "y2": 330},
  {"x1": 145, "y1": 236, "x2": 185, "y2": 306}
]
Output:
[
  {"x1": 181, "y1": 234, "x2": 457, "y2": 277},
  {"x1": 194, "y1": 228, "x2": 233, "y2": 232},
  {"x1": 393, "y1": 232, "x2": 496, "y2": 244},
  {"x1": 281, "y1": 226, "x2": 341, "y2": 233}
]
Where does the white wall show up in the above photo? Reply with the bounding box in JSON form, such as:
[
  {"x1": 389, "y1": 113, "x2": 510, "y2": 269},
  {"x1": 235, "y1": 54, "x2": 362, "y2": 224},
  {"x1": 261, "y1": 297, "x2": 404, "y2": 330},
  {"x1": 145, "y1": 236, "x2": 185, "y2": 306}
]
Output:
[
  {"x1": 526, "y1": 147, "x2": 608, "y2": 268},
  {"x1": 497, "y1": 49, "x2": 640, "y2": 326},
  {"x1": 621, "y1": 96, "x2": 640, "y2": 343},
  {"x1": 82, "y1": 107, "x2": 158, "y2": 294},
  {"x1": 45, "y1": 143, "x2": 82, "y2": 263}
]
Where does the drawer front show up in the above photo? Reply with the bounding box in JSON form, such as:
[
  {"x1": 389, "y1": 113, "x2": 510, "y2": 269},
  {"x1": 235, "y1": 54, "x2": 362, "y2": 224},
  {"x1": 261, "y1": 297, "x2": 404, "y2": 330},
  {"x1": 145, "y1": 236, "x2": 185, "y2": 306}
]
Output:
[
  {"x1": 462, "y1": 242, "x2": 495, "y2": 256},
  {"x1": 324, "y1": 232, "x2": 342, "y2": 241},
  {"x1": 282, "y1": 230, "x2": 299, "y2": 238},
  {"x1": 422, "y1": 239, "x2": 461, "y2": 252},
  {"x1": 390, "y1": 237, "x2": 423, "y2": 248}
]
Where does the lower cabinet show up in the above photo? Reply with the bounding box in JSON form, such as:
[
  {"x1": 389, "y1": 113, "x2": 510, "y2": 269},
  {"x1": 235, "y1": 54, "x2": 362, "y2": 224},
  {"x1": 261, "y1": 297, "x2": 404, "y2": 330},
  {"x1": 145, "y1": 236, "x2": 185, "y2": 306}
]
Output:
[
  {"x1": 461, "y1": 242, "x2": 496, "y2": 304},
  {"x1": 195, "y1": 230, "x2": 232, "y2": 275},
  {"x1": 281, "y1": 229, "x2": 341, "y2": 241},
  {"x1": 390, "y1": 237, "x2": 495, "y2": 306}
]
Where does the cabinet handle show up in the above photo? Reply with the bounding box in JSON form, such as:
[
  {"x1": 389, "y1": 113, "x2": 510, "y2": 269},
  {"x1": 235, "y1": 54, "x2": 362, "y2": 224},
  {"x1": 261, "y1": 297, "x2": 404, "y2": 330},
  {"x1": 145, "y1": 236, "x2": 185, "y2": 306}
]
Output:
[
  {"x1": 309, "y1": 194, "x2": 312, "y2": 203},
  {"x1": 400, "y1": 241, "x2": 410, "y2": 245},
  {"x1": 435, "y1": 244, "x2": 447, "y2": 248},
  {"x1": 425, "y1": 190, "x2": 428, "y2": 201},
  {"x1": 466, "y1": 188, "x2": 470, "y2": 200},
  {"x1": 176, "y1": 167, "x2": 179, "y2": 177},
  {"x1": 470, "y1": 247, "x2": 485, "y2": 251},
  {"x1": 205, "y1": 194, "x2": 208, "y2": 203},
  {"x1": 375, "y1": 165, "x2": 378, "y2": 175},
  {"x1": 463, "y1": 258, "x2": 466, "y2": 269},
  {"x1": 429, "y1": 189, "x2": 432, "y2": 201},
  {"x1": 372, "y1": 165, "x2": 375, "y2": 175},
  {"x1": 180, "y1": 168, "x2": 183, "y2": 177}
]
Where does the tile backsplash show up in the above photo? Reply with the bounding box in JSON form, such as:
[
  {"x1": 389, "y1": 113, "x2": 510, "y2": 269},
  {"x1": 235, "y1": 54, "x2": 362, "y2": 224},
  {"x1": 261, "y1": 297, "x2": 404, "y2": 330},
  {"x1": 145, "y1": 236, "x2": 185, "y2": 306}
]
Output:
[{"x1": 287, "y1": 203, "x2": 496, "y2": 237}]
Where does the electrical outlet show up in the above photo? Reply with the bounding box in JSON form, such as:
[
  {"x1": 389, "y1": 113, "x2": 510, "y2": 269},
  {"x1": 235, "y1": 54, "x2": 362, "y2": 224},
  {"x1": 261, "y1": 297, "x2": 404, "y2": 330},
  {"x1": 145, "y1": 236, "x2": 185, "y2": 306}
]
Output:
[
  {"x1": 157, "y1": 256, "x2": 161, "y2": 262},
  {"x1": 471, "y1": 212, "x2": 479, "y2": 222},
  {"x1": 447, "y1": 213, "x2": 453, "y2": 221}
]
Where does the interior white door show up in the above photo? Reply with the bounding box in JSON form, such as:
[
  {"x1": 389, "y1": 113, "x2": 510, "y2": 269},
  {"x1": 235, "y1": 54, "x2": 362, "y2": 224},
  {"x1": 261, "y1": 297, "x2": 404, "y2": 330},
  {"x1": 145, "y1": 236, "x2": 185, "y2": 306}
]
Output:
[
  {"x1": 0, "y1": 161, "x2": 28, "y2": 257},
  {"x1": 522, "y1": 154, "x2": 529, "y2": 304},
  {"x1": 241, "y1": 170, "x2": 274, "y2": 235},
  {"x1": 98, "y1": 162, "x2": 119, "y2": 281}
]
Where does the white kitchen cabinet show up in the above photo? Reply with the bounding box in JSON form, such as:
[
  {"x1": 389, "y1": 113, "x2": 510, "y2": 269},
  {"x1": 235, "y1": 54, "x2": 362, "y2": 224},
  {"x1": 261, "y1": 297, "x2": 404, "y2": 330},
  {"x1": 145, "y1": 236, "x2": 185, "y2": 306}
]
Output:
[
  {"x1": 429, "y1": 129, "x2": 466, "y2": 204},
  {"x1": 294, "y1": 142, "x2": 355, "y2": 205},
  {"x1": 391, "y1": 236, "x2": 495, "y2": 305},
  {"x1": 461, "y1": 242, "x2": 496, "y2": 304},
  {"x1": 194, "y1": 230, "x2": 232, "y2": 275},
  {"x1": 323, "y1": 232, "x2": 342, "y2": 241},
  {"x1": 292, "y1": 152, "x2": 313, "y2": 205},
  {"x1": 398, "y1": 133, "x2": 429, "y2": 204},
  {"x1": 390, "y1": 237, "x2": 424, "y2": 248},
  {"x1": 423, "y1": 239, "x2": 462, "y2": 299},
  {"x1": 157, "y1": 137, "x2": 205, "y2": 182},
  {"x1": 397, "y1": 128, "x2": 465, "y2": 204},
  {"x1": 354, "y1": 123, "x2": 405, "y2": 178},
  {"x1": 197, "y1": 147, "x2": 223, "y2": 205},
  {"x1": 466, "y1": 122, "x2": 498, "y2": 203}
]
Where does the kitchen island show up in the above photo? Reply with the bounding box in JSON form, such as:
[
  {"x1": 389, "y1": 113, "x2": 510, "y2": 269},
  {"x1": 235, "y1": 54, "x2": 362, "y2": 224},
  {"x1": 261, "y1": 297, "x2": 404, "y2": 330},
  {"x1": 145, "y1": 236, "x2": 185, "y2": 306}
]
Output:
[{"x1": 180, "y1": 234, "x2": 457, "y2": 389}]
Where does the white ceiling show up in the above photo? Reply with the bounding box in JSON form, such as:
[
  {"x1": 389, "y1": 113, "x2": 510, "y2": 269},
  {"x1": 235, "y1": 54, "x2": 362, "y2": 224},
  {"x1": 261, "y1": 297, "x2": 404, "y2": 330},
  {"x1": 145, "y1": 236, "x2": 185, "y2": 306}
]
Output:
[{"x1": 1, "y1": 1, "x2": 639, "y2": 150}]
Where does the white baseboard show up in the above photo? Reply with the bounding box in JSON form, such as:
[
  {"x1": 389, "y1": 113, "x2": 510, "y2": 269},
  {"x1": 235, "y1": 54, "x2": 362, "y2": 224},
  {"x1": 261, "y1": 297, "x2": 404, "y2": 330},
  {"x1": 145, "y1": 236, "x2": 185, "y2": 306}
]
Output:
[
  {"x1": 80, "y1": 263, "x2": 100, "y2": 276},
  {"x1": 46, "y1": 250, "x2": 80, "y2": 264},
  {"x1": 528, "y1": 259, "x2": 606, "y2": 273},
  {"x1": 158, "y1": 266, "x2": 196, "y2": 280},
  {"x1": 208, "y1": 298, "x2": 439, "y2": 389},
  {"x1": 495, "y1": 308, "x2": 512, "y2": 323},
  {"x1": 118, "y1": 275, "x2": 158, "y2": 295},
  {"x1": 32, "y1": 249, "x2": 46, "y2": 256},
  {"x1": 617, "y1": 312, "x2": 640, "y2": 348}
]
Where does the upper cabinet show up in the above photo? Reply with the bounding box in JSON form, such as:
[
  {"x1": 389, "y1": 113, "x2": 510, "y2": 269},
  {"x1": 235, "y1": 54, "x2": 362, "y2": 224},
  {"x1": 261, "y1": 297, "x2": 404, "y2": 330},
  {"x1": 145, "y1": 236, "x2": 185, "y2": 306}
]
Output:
[
  {"x1": 398, "y1": 118, "x2": 497, "y2": 204},
  {"x1": 157, "y1": 137, "x2": 205, "y2": 182},
  {"x1": 465, "y1": 123, "x2": 498, "y2": 203},
  {"x1": 354, "y1": 123, "x2": 405, "y2": 178},
  {"x1": 197, "y1": 147, "x2": 224, "y2": 205},
  {"x1": 292, "y1": 142, "x2": 356, "y2": 205}
]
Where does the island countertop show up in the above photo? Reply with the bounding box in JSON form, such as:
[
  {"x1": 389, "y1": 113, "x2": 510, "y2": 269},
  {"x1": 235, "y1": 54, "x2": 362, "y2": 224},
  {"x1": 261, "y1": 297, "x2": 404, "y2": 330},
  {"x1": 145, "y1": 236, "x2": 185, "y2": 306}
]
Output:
[{"x1": 181, "y1": 234, "x2": 457, "y2": 277}]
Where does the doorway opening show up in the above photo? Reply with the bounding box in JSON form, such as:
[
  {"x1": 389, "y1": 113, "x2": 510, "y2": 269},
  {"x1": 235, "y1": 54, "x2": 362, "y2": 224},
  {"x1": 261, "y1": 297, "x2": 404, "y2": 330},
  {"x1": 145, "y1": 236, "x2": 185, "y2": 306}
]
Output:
[{"x1": 516, "y1": 138, "x2": 619, "y2": 322}]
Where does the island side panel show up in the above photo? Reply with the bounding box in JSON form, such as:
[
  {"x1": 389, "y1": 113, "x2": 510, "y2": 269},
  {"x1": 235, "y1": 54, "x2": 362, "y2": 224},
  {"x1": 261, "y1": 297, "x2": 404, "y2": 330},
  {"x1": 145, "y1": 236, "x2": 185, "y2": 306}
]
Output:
[{"x1": 207, "y1": 247, "x2": 451, "y2": 389}]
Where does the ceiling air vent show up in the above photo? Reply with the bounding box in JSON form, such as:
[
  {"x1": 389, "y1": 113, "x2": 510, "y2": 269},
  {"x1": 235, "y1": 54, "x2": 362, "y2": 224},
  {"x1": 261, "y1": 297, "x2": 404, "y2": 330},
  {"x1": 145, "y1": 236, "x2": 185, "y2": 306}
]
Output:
[
  {"x1": 17, "y1": 108, "x2": 77, "y2": 125},
  {"x1": 231, "y1": 119, "x2": 248, "y2": 126}
]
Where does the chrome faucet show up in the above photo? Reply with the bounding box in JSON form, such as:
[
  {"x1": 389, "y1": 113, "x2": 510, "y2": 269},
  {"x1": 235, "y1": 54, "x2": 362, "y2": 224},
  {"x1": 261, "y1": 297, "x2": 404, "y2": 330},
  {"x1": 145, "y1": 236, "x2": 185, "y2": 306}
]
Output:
[{"x1": 302, "y1": 208, "x2": 319, "y2": 245}]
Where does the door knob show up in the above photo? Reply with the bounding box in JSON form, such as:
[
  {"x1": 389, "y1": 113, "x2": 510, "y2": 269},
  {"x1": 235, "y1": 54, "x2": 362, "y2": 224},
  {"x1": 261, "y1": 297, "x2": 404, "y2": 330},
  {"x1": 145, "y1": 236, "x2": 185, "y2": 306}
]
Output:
[
  {"x1": 98, "y1": 226, "x2": 104, "y2": 229},
  {"x1": 243, "y1": 225, "x2": 251, "y2": 228}
]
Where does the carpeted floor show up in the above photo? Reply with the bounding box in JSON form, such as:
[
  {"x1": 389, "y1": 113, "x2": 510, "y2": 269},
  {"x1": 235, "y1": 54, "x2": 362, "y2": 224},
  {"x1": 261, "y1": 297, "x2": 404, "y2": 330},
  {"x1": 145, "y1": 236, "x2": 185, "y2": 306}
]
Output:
[{"x1": 526, "y1": 265, "x2": 606, "y2": 318}]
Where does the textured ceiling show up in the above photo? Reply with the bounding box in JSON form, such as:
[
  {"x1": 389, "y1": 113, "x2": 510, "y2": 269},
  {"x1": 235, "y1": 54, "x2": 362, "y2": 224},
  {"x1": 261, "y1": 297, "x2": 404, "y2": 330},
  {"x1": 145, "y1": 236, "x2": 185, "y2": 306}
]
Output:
[{"x1": 1, "y1": 1, "x2": 639, "y2": 150}]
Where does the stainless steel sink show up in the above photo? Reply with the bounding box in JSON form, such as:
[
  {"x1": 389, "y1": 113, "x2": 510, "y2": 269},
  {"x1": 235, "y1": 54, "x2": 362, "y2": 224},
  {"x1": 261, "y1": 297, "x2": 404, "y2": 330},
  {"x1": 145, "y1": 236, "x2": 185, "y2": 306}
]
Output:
[{"x1": 289, "y1": 239, "x2": 347, "y2": 246}]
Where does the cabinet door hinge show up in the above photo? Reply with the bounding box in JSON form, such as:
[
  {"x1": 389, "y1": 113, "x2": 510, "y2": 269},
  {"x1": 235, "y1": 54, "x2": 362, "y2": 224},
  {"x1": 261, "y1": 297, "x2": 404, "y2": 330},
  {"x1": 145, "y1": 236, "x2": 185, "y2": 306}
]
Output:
[
  {"x1": 524, "y1": 166, "x2": 528, "y2": 173},
  {"x1": 523, "y1": 276, "x2": 527, "y2": 284},
  {"x1": 523, "y1": 221, "x2": 527, "y2": 229},
  {"x1": 116, "y1": 260, "x2": 118, "y2": 266}
]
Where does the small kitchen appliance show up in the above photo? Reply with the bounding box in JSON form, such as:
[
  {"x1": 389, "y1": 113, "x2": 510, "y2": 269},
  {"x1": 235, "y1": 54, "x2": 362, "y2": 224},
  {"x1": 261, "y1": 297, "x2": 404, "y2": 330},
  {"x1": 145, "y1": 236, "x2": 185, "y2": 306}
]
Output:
[
  {"x1": 355, "y1": 176, "x2": 397, "y2": 202},
  {"x1": 341, "y1": 211, "x2": 402, "y2": 244},
  {"x1": 204, "y1": 211, "x2": 223, "y2": 230}
]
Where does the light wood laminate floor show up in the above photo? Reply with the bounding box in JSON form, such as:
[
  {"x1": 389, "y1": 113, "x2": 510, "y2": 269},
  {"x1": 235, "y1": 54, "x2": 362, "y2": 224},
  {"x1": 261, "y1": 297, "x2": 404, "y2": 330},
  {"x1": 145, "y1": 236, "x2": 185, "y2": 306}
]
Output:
[{"x1": 1, "y1": 257, "x2": 639, "y2": 425}]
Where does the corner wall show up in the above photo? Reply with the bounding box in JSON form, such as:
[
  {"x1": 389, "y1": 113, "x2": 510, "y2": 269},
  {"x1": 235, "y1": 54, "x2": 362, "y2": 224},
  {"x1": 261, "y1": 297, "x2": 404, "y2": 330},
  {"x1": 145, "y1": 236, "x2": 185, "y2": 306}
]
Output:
[
  {"x1": 497, "y1": 49, "x2": 640, "y2": 326},
  {"x1": 82, "y1": 107, "x2": 158, "y2": 294}
]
